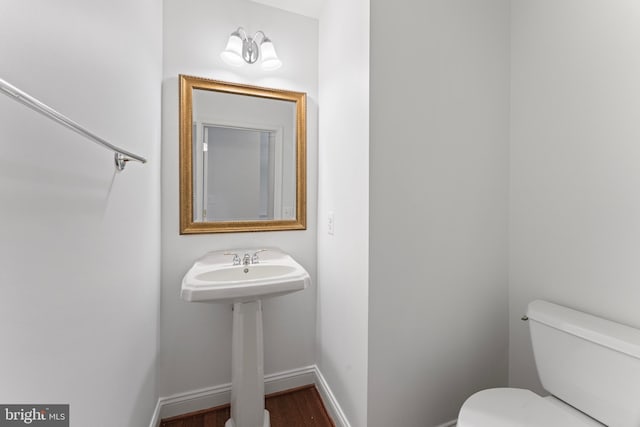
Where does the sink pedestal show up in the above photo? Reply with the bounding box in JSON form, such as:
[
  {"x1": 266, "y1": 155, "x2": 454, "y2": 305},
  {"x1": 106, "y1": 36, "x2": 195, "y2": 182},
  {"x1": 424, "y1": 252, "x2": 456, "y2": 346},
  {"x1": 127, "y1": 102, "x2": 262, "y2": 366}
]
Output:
[{"x1": 224, "y1": 300, "x2": 270, "y2": 427}]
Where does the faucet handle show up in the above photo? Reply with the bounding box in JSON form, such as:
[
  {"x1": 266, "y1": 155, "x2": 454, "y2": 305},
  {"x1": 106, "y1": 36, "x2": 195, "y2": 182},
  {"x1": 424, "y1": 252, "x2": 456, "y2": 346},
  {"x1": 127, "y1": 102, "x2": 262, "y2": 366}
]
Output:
[
  {"x1": 251, "y1": 249, "x2": 267, "y2": 264},
  {"x1": 224, "y1": 252, "x2": 241, "y2": 265}
]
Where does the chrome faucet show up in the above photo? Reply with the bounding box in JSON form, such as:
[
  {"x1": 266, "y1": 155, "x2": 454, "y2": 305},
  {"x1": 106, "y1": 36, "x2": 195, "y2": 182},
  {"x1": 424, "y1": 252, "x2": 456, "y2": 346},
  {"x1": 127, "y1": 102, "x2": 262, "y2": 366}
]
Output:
[
  {"x1": 243, "y1": 253, "x2": 251, "y2": 266},
  {"x1": 226, "y1": 250, "x2": 267, "y2": 266}
]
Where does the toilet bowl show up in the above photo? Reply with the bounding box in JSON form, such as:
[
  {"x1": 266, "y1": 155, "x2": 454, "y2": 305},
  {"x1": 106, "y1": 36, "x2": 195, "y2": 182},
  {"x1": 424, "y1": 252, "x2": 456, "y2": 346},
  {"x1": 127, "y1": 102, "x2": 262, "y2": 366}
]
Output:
[
  {"x1": 457, "y1": 300, "x2": 640, "y2": 427},
  {"x1": 458, "y1": 388, "x2": 603, "y2": 427}
]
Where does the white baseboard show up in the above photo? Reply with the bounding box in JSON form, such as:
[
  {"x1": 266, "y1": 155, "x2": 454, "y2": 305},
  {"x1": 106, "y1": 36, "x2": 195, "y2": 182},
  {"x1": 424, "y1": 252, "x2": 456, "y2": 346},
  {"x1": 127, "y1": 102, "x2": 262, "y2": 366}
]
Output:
[
  {"x1": 312, "y1": 366, "x2": 351, "y2": 427},
  {"x1": 148, "y1": 399, "x2": 161, "y2": 427},
  {"x1": 149, "y1": 364, "x2": 350, "y2": 427}
]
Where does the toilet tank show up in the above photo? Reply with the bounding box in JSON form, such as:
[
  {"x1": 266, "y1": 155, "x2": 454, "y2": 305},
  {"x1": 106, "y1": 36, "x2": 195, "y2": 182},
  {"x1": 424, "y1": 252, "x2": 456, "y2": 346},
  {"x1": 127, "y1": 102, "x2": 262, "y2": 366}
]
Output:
[{"x1": 527, "y1": 300, "x2": 640, "y2": 427}]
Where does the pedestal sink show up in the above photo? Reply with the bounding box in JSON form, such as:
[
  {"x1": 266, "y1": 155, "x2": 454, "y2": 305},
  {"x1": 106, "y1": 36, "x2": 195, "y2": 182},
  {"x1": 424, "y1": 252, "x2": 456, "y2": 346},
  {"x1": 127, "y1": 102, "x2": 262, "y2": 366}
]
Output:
[{"x1": 181, "y1": 248, "x2": 310, "y2": 427}]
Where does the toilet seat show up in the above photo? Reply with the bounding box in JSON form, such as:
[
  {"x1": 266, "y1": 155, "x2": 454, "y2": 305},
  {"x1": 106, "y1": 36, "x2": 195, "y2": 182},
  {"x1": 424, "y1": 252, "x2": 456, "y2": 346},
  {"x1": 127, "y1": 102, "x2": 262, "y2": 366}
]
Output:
[{"x1": 457, "y1": 388, "x2": 604, "y2": 427}]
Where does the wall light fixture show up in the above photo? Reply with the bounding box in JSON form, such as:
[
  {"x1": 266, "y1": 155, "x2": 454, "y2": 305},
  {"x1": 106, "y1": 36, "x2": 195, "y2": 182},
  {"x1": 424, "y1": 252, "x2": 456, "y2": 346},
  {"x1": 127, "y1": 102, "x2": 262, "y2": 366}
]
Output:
[{"x1": 220, "y1": 27, "x2": 282, "y2": 71}]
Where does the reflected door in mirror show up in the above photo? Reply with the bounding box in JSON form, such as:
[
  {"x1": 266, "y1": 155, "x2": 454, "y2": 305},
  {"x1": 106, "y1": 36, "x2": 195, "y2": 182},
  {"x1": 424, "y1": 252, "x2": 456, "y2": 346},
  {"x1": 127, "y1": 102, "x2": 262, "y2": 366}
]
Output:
[{"x1": 194, "y1": 125, "x2": 296, "y2": 221}]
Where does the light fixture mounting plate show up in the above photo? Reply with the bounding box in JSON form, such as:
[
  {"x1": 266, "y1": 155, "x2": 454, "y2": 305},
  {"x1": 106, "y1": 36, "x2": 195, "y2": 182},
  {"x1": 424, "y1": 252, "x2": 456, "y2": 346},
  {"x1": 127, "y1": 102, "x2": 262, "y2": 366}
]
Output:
[{"x1": 242, "y1": 38, "x2": 260, "y2": 64}]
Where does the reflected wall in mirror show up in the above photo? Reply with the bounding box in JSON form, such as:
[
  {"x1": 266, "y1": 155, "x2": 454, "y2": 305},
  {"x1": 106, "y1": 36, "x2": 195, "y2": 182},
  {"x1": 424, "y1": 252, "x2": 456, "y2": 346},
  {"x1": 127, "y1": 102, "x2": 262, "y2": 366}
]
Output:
[{"x1": 179, "y1": 75, "x2": 306, "y2": 233}]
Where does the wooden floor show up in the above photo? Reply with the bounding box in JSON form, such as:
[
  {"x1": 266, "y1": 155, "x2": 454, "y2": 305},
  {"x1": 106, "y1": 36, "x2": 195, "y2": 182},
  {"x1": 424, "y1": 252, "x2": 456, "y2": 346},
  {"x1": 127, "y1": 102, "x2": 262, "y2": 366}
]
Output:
[{"x1": 160, "y1": 385, "x2": 335, "y2": 427}]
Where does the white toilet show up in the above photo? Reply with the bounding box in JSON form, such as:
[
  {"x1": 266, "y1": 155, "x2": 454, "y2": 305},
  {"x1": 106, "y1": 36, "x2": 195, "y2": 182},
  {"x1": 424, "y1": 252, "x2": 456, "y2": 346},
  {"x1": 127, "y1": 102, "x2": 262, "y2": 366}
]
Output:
[{"x1": 458, "y1": 300, "x2": 640, "y2": 427}]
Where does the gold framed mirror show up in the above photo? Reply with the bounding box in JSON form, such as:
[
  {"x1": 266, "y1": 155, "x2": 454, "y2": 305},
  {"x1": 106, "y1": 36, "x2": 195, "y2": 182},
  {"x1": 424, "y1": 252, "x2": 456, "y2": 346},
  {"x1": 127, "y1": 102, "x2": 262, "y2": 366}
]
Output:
[{"x1": 179, "y1": 75, "x2": 306, "y2": 234}]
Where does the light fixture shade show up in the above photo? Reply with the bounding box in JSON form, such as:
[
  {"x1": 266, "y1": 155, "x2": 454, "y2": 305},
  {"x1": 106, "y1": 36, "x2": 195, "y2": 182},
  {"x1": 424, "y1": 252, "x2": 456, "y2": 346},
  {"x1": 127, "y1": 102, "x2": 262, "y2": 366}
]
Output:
[
  {"x1": 260, "y1": 39, "x2": 282, "y2": 71},
  {"x1": 220, "y1": 32, "x2": 245, "y2": 67}
]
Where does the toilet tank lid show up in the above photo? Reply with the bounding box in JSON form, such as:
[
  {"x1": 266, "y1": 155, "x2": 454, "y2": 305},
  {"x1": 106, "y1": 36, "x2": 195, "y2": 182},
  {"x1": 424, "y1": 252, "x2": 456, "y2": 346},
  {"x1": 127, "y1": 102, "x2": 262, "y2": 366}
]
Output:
[{"x1": 527, "y1": 300, "x2": 640, "y2": 360}]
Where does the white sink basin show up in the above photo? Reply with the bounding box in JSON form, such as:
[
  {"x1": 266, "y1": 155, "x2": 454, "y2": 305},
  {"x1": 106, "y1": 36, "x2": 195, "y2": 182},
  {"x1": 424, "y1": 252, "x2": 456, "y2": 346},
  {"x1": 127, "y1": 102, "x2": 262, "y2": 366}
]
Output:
[{"x1": 181, "y1": 248, "x2": 310, "y2": 303}]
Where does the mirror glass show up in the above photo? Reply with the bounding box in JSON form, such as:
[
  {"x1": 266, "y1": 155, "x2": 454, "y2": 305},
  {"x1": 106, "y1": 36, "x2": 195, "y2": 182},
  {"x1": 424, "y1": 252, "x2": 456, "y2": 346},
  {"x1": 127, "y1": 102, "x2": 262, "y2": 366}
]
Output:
[{"x1": 180, "y1": 75, "x2": 306, "y2": 233}]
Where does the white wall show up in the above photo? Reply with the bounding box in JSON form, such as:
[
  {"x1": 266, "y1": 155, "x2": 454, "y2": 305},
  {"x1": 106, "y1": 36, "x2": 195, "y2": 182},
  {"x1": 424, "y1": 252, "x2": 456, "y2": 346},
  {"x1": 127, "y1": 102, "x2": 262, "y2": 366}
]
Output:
[
  {"x1": 160, "y1": 0, "x2": 318, "y2": 398},
  {"x1": 509, "y1": 0, "x2": 640, "y2": 392},
  {"x1": 0, "y1": 1, "x2": 162, "y2": 426},
  {"x1": 368, "y1": 0, "x2": 510, "y2": 425},
  {"x1": 317, "y1": 0, "x2": 370, "y2": 425}
]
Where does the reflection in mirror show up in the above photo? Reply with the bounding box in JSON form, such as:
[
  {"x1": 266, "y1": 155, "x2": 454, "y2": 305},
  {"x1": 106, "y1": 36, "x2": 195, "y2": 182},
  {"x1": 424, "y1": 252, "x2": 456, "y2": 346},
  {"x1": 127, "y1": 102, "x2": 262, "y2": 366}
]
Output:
[
  {"x1": 180, "y1": 75, "x2": 306, "y2": 233},
  {"x1": 192, "y1": 90, "x2": 296, "y2": 222}
]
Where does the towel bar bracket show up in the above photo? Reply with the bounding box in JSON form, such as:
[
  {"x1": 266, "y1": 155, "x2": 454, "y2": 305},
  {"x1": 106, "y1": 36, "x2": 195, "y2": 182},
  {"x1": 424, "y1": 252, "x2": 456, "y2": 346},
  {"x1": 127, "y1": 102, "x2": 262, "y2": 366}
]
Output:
[{"x1": 115, "y1": 153, "x2": 128, "y2": 171}]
